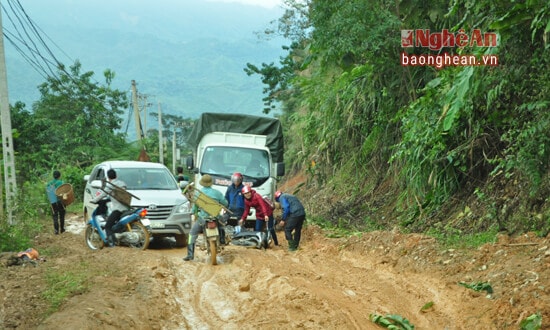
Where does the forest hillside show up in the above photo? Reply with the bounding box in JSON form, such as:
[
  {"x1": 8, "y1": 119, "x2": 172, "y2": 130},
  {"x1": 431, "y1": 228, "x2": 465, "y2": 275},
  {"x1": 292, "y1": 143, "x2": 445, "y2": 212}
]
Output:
[{"x1": 254, "y1": 0, "x2": 550, "y2": 239}]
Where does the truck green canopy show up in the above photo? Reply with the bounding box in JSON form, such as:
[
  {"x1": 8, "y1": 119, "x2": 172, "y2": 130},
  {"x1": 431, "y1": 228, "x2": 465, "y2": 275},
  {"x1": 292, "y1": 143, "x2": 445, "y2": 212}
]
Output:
[{"x1": 188, "y1": 112, "x2": 284, "y2": 163}]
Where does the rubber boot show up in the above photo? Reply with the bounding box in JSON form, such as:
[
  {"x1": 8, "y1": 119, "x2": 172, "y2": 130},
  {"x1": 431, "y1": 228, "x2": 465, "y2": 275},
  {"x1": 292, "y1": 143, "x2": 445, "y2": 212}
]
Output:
[
  {"x1": 288, "y1": 240, "x2": 297, "y2": 252},
  {"x1": 272, "y1": 230, "x2": 279, "y2": 246},
  {"x1": 183, "y1": 243, "x2": 195, "y2": 261},
  {"x1": 219, "y1": 227, "x2": 226, "y2": 245}
]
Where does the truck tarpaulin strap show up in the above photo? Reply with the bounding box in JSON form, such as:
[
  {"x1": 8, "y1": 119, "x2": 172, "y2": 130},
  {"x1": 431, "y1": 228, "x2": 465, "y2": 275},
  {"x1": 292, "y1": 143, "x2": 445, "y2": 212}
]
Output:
[{"x1": 188, "y1": 112, "x2": 284, "y2": 163}]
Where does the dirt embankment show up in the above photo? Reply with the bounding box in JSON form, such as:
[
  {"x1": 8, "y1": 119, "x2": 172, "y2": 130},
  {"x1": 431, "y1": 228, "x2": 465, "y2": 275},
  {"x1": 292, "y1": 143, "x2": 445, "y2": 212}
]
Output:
[{"x1": 0, "y1": 213, "x2": 549, "y2": 329}]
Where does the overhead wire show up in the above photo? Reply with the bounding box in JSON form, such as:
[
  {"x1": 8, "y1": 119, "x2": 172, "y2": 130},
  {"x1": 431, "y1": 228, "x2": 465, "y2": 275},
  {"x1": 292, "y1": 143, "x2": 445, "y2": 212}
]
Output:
[
  {"x1": 2, "y1": 0, "x2": 139, "y2": 138},
  {"x1": 1, "y1": 0, "x2": 129, "y2": 111},
  {"x1": 1, "y1": 2, "x2": 59, "y2": 80}
]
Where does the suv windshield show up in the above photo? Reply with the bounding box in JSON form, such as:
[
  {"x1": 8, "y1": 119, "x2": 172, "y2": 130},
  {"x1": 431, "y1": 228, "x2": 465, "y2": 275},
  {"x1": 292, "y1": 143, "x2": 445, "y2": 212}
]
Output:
[
  {"x1": 114, "y1": 167, "x2": 178, "y2": 190},
  {"x1": 200, "y1": 147, "x2": 269, "y2": 178}
]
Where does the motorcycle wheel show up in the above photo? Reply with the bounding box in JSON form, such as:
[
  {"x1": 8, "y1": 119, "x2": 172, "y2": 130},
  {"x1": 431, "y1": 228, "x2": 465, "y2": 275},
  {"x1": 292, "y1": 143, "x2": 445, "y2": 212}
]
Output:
[
  {"x1": 231, "y1": 238, "x2": 259, "y2": 247},
  {"x1": 85, "y1": 224, "x2": 104, "y2": 250},
  {"x1": 208, "y1": 239, "x2": 217, "y2": 265},
  {"x1": 127, "y1": 222, "x2": 150, "y2": 250}
]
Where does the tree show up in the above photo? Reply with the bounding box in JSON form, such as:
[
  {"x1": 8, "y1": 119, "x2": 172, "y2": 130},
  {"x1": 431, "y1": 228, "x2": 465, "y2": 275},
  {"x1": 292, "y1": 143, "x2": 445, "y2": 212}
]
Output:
[{"x1": 12, "y1": 61, "x2": 131, "y2": 181}]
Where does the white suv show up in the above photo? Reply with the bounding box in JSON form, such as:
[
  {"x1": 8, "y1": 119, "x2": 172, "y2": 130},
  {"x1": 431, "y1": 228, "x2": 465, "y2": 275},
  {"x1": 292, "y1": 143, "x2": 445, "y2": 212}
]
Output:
[{"x1": 83, "y1": 160, "x2": 192, "y2": 246}]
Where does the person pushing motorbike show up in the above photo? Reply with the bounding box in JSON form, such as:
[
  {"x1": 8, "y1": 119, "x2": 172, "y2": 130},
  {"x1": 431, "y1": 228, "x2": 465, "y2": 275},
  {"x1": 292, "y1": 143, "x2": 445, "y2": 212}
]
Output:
[
  {"x1": 275, "y1": 191, "x2": 306, "y2": 252},
  {"x1": 183, "y1": 174, "x2": 228, "y2": 261},
  {"x1": 239, "y1": 185, "x2": 278, "y2": 246}
]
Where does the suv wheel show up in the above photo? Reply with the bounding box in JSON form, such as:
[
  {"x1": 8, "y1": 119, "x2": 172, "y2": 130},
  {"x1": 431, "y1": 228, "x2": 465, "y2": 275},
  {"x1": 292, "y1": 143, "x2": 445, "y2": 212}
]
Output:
[{"x1": 175, "y1": 234, "x2": 187, "y2": 247}]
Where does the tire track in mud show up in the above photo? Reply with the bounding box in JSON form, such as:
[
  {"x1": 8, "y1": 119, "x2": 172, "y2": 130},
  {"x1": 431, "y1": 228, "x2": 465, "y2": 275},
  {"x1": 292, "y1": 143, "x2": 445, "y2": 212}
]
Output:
[{"x1": 162, "y1": 233, "x2": 497, "y2": 330}]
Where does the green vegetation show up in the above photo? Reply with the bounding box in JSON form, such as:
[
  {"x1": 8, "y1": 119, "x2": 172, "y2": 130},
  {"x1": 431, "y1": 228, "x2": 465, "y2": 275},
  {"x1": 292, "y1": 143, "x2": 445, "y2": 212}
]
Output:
[
  {"x1": 1, "y1": 59, "x2": 195, "y2": 252},
  {"x1": 458, "y1": 281, "x2": 494, "y2": 294},
  {"x1": 247, "y1": 0, "x2": 550, "y2": 240},
  {"x1": 369, "y1": 313, "x2": 415, "y2": 330},
  {"x1": 42, "y1": 263, "x2": 90, "y2": 314},
  {"x1": 1, "y1": 0, "x2": 549, "y2": 251},
  {"x1": 420, "y1": 301, "x2": 434, "y2": 313},
  {"x1": 520, "y1": 312, "x2": 543, "y2": 330}
]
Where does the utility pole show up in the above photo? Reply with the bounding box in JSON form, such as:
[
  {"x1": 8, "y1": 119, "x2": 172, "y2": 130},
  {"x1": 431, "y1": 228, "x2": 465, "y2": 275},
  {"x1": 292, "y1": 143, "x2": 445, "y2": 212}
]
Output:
[
  {"x1": 172, "y1": 127, "x2": 176, "y2": 173},
  {"x1": 139, "y1": 94, "x2": 151, "y2": 134},
  {"x1": 158, "y1": 102, "x2": 163, "y2": 164},
  {"x1": 131, "y1": 80, "x2": 142, "y2": 142},
  {"x1": 0, "y1": 2, "x2": 17, "y2": 224},
  {"x1": 172, "y1": 123, "x2": 184, "y2": 173}
]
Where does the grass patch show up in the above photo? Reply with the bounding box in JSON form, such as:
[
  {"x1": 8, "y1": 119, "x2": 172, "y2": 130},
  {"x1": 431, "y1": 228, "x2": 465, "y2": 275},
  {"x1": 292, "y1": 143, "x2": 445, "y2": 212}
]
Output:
[
  {"x1": 42, "y1": 261, "x2": 92, "y2": 315},
  {"x1": 309, "y1": 216, "x2": 363, "y2": 238},
  {"x1": 426, "y1": 224, "x2": 499, "y2": 249}
]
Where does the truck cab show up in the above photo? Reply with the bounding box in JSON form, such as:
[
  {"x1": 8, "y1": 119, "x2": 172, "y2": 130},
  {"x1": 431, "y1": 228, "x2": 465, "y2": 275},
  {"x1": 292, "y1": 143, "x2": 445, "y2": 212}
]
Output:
[{"x1": 186, "y1": 113, "x2": 285, "y2": 223}]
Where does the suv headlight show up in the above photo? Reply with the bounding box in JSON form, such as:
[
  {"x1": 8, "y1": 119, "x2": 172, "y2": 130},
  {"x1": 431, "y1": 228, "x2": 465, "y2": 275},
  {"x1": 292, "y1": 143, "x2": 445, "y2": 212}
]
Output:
[{"x1": 175, "y1": 201, "x2": 191, "y2": 214}]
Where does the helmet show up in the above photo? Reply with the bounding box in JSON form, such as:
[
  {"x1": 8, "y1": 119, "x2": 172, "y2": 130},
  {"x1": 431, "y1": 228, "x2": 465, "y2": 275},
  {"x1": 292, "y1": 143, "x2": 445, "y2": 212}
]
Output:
[
  {"x1": 231, "y1": 172, "x2": 243, "y2": 184},
  {"x1": 241, "y1": 185, "x2": 252, "y2": 195},
  {"x1": 274, "y1": 190, "x2": 282, "y2": 201}
]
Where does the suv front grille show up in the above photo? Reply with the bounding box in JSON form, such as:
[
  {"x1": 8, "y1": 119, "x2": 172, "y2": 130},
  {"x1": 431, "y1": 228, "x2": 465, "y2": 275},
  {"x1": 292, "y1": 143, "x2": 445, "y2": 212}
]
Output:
[{"x1": 135, "y1": 205, "x2": 174, "y2": 221}]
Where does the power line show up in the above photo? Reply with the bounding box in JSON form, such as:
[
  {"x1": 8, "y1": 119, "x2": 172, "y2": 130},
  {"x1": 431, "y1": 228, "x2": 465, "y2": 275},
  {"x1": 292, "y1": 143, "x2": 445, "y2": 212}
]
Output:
[{"x1": 1, "y1": 0, "x2": 124, "y2": 110}]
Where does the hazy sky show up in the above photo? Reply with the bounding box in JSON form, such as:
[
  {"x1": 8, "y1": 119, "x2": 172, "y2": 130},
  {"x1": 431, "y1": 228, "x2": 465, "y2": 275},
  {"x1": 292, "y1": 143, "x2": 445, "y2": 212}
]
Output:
[
  {"x1": 3, "y1": 0, "x2": 289, "y2": 117},
  {"x1": 207, "y1": 0, "x2": 284, "y2": 9}
]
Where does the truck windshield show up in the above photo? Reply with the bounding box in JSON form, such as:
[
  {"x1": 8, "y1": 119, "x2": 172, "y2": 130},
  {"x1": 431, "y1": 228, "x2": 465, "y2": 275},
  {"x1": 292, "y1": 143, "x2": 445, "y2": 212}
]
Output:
[{"x1": 201, "y1": 147, "x2": 270, "y2": 178}]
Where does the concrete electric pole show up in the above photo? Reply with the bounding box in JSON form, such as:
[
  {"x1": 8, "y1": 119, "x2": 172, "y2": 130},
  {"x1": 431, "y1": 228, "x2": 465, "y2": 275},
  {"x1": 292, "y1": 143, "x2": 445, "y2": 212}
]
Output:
[
  {"x1": 131, "y1": 80, "x2": 142, "y2": 142},
  {"x1": 158, "y1": 102, "x2": 163, "y2": 164},
  {"x1": 0, "y1": 2, "x2": 18, "y2": 224}
]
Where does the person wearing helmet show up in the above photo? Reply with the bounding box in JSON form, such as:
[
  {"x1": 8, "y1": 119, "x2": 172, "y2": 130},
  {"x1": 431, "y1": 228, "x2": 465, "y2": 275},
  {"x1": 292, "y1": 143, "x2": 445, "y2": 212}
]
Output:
[
  {"x1": 239, "y1": 185, "x2": 279, "y2": 246},
  {"x1": 225, "y1": 172, "x2": 245, "y2": 220},
  {"x1": 275, "y1": 191, "x2": 306, "y2": 252},
  {"x1": 183, "y1": 174, "x2": 228, "y2": 261}
]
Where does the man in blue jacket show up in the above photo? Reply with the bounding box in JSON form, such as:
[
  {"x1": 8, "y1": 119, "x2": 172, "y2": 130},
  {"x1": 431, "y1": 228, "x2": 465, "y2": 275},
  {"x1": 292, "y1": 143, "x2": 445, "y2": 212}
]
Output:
[
  {"x1": 225, "y1": 172, "x2": 245, "y2": 218},
  {"x1": 275, "y1": 191, "x2": 306, "y2": 252}
]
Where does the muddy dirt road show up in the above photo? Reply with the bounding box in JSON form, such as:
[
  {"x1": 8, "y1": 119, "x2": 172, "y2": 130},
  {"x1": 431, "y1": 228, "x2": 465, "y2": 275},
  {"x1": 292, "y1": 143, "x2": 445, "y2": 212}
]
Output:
[{"x1": 1, "y1": 213, "x2": 548, "y2": 329}]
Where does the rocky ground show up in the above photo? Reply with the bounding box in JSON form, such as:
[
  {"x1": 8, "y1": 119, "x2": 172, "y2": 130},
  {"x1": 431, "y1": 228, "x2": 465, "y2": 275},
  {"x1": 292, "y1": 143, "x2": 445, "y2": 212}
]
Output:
[{"x1": 0, "y1": 212, "x2": 548, "y2": 329}]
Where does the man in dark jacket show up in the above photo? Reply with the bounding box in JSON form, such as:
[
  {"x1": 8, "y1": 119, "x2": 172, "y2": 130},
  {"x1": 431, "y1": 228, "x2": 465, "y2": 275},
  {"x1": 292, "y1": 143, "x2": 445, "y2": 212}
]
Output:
[
  {"x1": 225, "y1": 172, "x2": 245, "y2": 219},
  {"x1": 275, "y1": 191, "x2": 306, "y2": 251}
]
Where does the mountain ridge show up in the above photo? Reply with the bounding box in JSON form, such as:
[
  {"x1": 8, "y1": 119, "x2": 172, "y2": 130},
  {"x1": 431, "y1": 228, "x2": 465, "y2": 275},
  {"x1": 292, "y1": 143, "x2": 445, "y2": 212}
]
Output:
[{"x1": 3, "y1": 0, "x2": 286, "y2": 120}]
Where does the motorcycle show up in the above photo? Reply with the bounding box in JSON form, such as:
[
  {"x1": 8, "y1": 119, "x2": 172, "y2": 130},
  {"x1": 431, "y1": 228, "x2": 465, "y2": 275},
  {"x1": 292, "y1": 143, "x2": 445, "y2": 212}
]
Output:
[
  {"x1": 85, "y1": 198, "x2": 151, "y2": 250},
  {"x1": 199, "y1": 215, "x2": 224, "y2": 265},
  {"x1": 85, "y1": 180, "x2": 151, "y2": 250},
  {"x1": 182, "y1": 182, "x2": 231, "y2": 265},
  {"x1": 225, "y1": 215, "x2": 272, "y2": 249}
]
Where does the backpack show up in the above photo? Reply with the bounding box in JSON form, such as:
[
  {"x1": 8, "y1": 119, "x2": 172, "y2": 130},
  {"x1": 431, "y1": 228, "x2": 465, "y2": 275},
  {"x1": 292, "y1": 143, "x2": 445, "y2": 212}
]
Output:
[{"x1": 262, "y1": 195, "x2": 275, "y2": 210}]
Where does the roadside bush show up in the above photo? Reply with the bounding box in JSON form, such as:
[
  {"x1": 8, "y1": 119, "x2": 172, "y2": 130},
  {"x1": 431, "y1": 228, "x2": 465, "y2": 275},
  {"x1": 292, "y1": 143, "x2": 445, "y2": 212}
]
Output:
[{"x1": 0, "y1": 181, "x2": 48, "y2": 252}]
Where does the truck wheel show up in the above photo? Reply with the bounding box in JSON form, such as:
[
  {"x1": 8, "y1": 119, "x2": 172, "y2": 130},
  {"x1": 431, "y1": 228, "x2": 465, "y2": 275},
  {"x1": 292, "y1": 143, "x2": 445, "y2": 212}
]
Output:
[{"x1": 175, "y1": 234, "x2": 187, "y2": 247}]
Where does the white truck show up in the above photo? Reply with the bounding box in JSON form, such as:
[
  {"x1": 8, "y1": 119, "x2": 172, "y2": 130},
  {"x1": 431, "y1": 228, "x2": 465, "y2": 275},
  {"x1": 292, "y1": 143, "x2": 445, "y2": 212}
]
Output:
[{"x1": 186, "y1": 112, "x2": 285, "y2": 224}]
